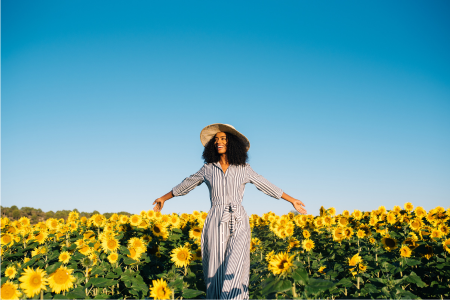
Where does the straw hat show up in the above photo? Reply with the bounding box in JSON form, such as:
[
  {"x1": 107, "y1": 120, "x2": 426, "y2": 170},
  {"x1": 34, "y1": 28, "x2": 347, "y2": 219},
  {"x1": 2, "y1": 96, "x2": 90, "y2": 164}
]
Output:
[{"x1": 200, "y1": 123, "x2": 250, "y2": 151}]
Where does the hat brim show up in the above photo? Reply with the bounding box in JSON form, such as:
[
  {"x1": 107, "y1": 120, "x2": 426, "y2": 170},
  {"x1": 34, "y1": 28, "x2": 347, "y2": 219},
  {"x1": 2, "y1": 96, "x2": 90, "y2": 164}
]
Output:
[{"x1": 200, "y1": 123, "x2": 250, "y2": 151}]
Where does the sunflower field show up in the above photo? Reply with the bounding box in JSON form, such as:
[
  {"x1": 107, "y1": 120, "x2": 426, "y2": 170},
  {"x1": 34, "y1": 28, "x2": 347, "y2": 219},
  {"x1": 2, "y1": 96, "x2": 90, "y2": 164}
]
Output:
[{"x1": 1, "y1": 203, "x2": 449, "y2": 299}]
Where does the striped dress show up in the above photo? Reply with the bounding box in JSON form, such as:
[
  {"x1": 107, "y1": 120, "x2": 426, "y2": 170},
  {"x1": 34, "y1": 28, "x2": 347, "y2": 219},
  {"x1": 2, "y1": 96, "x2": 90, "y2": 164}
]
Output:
[{"x1": 172, "y1": 162, "x2": 283, "y2": 300}]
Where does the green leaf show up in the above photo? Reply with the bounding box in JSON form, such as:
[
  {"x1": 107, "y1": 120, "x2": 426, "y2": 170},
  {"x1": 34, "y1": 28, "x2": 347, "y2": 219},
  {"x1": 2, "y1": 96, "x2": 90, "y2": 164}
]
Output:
[
  {"x1": 261, "y1": 277, "x2": 278, "y2": 295},
  {"x1": 292, "y1": 267, "x2": 309, "y2": 285},
  {"x1": 46, "y1": 262, "x2": 63, "y2": 274},
  {"x1": 131, "y1": 276, "x2": 149, "y2": 293},
  {"x1": 405, "y1": 271, "x2": 427, "y2": 288},
  {"x1": 361, "y1": 283, "x2": 378, "y2": 294},
  {"x1": 172, "y1": 228, "x2": 182, "y2": 233},
  {"x1": 273, "y1": 279, "x2": 292, "y2": 292},
  {"x1": 90, "y1": 266, "x2": 105, "y2": 277},
  {"x1": 120, "y1": 246, "x2": 130, "y2": 256},
  {"x1": 122, "y1": 257, "x2": 138, "y2": 265},
  {"x1": 88, "y1": 277, "x2": 118, "y2": 288},
  {"x1": 93, "y1": 294, "x2": 110, "y2": 299},
  {"x1": 336, "y1": 277, "x2": 353, "y2": 288},
  {"x1": 66, "y1": 286, "x2": 86, "y2": 299},
  {"x1": 305, "y1": 278, "x2": 335, "y2": 295},
  {"x1": 406, "y1": 258, "x2": 421, "y2": 266},
  {"x1": 168, "y1": 278, "x2": 184, "y2": 290},
  {"x1": 183, "y1": 289, "x2": 205, "y2": 299}
]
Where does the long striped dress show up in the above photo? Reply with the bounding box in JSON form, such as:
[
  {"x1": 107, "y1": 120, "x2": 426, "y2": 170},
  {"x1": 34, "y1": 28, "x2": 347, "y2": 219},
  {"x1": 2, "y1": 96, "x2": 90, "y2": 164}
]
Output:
[{"x1": 172, "y1": 162, "x2": 283, "y2": 300}]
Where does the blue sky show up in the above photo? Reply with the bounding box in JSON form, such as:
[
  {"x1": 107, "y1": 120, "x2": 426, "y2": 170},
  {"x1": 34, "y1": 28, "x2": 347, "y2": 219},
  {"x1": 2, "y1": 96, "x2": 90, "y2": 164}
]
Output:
[{"x1": 2, "y1": 0, "x2": 449, "y2": 216}]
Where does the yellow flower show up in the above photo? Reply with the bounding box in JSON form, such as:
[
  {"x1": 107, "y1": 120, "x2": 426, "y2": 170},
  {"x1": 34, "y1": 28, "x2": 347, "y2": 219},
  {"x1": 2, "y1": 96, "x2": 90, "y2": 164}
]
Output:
[
  {"x1": 332, "y1": 228, "x2": 345, "y2": 242},
  {"x1": 342, "y1": 210, "x2": 350, "y2": 218},
  {"x1": 431, "y1": 229, "x2": 442, "y2": 239},
  {"x1": 338, "y1": 217, "x2": 348, "y2": 227},
  {"x1": 48, "y1": 266, "x2": 76, "y2": 294},
  {"x1": 442, "y1": 238, "x2": 450, "y2": 254},
  {"x1": 149, "y1": 278, "x2": 171, "y2": 300},
  {"x1": 404, "y1": 202, "x2": 414, "y2": 212},
  {"x1": 348, "y1": 253, "x2": 362, "y2": 266},
  {"x1": 318, "y1": 266, "x2": 326, "y2": 274},
  {"x1": 58, "y1": 251, "x2": 71, "y2": 264},
  {"x1": 0, "y1": 281, "x2": 22, "y2": 300},
  {"x1": 369, "y1": 237, "x2": 376, "y2": 244},
  {"x1": 129, "y1": 215, "x2": 142, "y2": 227},
  {"x1": 107, "y1": 252, "x2": 119, "y2": 264},
  {"x1": 409, "y1": 218, "x2": 423, "y2": 231},
  {"x1": 265, "y1": 250, "x2": 275, "y2": 262},
  {"x1": 328, "y1": 207, "x2": 336, "y2": 216},
  {"x1": 354, "y1": 229, "x2": 365, "y2": 239},
  {"x1": 189, "y1": 226, "x2": 202, "y2": 240},
  {"x1": 171, "y1": 246, "x2": 192, "y2": 268},
  {"x1": 287, "y1": 237, "x2": 300, "y2": 251},
  {"x1": 399, "y1": 245, "x2": 412, "y2": 258},
  {"x1": 1, "y1": 233, "x2": 13, "y2": 246},
  {"x1": 101, "y1": 236, "x2": 120, "y2": 253},
  {"x1": 378, "y1": 206, "x2": 387, "y2": 215},
  {"x1": 152, "y1": 223, "x2": 168, "y2": 238},
  {"x1": 343, "y1": 227, "x2": 354, "y2": 239},
  {"x1": 192, "y1": 248, "x2": 202, "y2": 261},
  {"x1": 352, "y1": 210, "x2": 363, "y2": 220},
  {"x1": 381, "y1": 235, "x2": 398, "y2": 251},
  {"x1": 393, "y1": 205, "x2": 402, "y2": 213},
  {"x1": 302, "y1": 239, "x2": 315, "y2": 251},
  {"x1": 268, "y1": 252, "x2": 294, "y2": 275},
  {"x1": 386, "y1": 212, "x2": 397, "y2": 225},
  {"x1": 19, "y1": 267, "x2": 48, "y2": 298},
  {"x1": 302, "y1": 230, "x2": 311, "y2": 239},
  {"x1": 127, "y1": 247, "x2": 143, "y2": 261},
  {"x1": 5, "y1": 266, "x2": 17, "y2": 279}
]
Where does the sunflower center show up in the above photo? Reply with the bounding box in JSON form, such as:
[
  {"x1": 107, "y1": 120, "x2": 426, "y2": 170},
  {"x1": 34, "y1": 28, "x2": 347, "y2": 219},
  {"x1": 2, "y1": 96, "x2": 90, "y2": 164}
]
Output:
[
  {"x1": 277, "y1": 259, "x2": 288, "y2": 270},
  {"x1": 385, "y1": 238, "x2": 396, "y2": 248},
  {"x1": 177, "y1": 251, "x2": 187, "y2": 261},
  {"x1": 2, "y1": 285, "x2": 15, "y2": 298},
  {"x1": 31, "y1": 274, "x2": 42, "y2": 286},
  {"x1": 54, "y1": 269, "x2": 69, "y2": 284},
  {"x1": 154, "y1": 227, "x2": 161, "y2": 233},
  {"x1": 107, "y1": 240, "x2": 117, "y2": 248},
  {"x1": 157, "y1": 287, "x2": 166, "y2": 298}
]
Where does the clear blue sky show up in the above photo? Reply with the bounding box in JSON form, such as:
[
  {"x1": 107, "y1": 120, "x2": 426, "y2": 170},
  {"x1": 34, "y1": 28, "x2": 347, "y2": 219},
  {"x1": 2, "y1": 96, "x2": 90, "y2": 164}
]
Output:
[{"x1": 2, "y1": 0, "x2": 449, "y2": 216}]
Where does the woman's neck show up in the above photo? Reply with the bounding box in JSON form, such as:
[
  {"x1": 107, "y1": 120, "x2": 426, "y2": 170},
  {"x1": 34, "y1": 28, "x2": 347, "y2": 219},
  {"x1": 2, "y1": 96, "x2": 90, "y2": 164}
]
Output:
[{"x1": 219, "y1": 154, "x2": 229, "y2": 165}]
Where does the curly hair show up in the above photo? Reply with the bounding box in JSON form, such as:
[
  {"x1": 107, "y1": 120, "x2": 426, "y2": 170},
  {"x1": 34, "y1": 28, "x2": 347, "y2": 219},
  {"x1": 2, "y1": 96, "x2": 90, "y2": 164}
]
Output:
[{"x1": 202, "y1": 132, "x2": 248, "y2": 166}]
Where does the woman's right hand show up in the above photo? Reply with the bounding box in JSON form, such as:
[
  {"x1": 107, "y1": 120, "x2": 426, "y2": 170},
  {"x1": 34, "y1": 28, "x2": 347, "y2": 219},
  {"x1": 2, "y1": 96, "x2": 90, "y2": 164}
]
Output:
[{"x1": 152, "y1": 198, "x2": 165, "y2": 212}]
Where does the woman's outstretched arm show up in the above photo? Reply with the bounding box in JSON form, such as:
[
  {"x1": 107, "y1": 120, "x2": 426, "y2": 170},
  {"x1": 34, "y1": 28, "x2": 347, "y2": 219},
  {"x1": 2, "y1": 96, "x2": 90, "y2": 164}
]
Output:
[
  {"x1": 152, "y1": 191, "x2": 174, "y2": 212},
  {"x1": 281, "y1": 192, "x2": 307, "y2": 215}
]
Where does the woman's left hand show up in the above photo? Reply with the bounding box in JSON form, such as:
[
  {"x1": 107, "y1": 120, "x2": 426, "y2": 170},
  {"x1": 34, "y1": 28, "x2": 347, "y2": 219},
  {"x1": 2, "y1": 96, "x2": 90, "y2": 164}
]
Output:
[{"x1": 292, "y1": 199, "x2": 307, "y2": 215}]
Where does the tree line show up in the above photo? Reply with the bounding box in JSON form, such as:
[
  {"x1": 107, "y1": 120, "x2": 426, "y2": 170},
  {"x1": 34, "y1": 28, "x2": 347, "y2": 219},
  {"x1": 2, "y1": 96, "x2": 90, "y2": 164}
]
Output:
[{"x1": 0, "y1": 205, "x2": 132, "y2": 224}]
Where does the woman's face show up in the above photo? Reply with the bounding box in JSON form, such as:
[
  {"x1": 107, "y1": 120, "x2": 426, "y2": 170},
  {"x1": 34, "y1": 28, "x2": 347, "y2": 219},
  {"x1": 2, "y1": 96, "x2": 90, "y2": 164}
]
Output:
[{"x1": 214, "y1": 132, "x2": 227, "y2": 154}]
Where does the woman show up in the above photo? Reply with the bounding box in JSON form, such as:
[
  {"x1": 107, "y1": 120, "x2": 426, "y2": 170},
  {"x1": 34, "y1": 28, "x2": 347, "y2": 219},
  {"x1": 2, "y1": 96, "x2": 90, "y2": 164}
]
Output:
[{"x1": 153, "y1": 123, "x2": 306, "y2": 300}]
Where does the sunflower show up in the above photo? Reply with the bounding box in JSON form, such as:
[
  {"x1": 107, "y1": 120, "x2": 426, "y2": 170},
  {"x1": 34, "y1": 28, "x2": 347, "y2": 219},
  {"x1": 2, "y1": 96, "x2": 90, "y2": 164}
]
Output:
[
  {"x1": 119, "y1": 215, "x2": 129, "y2": 224},
  {"x1": 399, "y1": 245, "x2": 412, "y2": 258},
  {"x1": 171, "y1": 246, "x2": 192, "y2": 268},
  {"x1": 404, "y1": 202, "x2": 414, "y2": 212},
  {"x1": 332, "y1": 228, "x2": 345, "y2": 242},
  {"x1": 1, "y1": 233, "x2": 15, "y2": 247},
  {"x1": 83, "y1": 230, "x2": 95, "y2": 240},
  {"x1": 414, "y1": 206, "x2": 427, "y2": 219},
  {"x1": 348, "y1": 253, "x2": 362, "y2": 266},
  {"x1": 19, "y1": 267, "x2": 48, "y2": 298},
  {"x1": 352, "y1": 210, "x2": 363, "y2": 220},
  {"x1": 369, "y1": 237, "x2": 376, "y2": 244},
  {"x1": 152, "y1": 223, "x2": 168, "y2": 238},
  {"x1": 343, "y1": 227, "x2": 354, "y2": 239},
  {"x1": 189, "y1": 226, "x2": 202, "y2": 240},
  {"x1": 265, "y1": 250, "x2": 275, "y2": 262},
  {"x1": 318, "y1": 266, "x2": 326, "y2": 274},
  {"x1": 149, "y1": 278, "x2": 171, "y2": 300},
  {"x1": 128, "y1": 237, "x2": 146, "y2": 254},
  {"x1": 328, "y1": 207, "x2": 336, "y2": 216},
  {"x1": 356, "y1": 229, "x2": 365, "y2": 239},
  {"x1": 78, "y1": 245, "x2": 91, "y2": 256},
  {"x1": 58, "y1": 251, "x2": 71, "y2": 264},
  {"x1": 409, "y1": 218, "x2": 423, "y2": 231},
  {"x1": 0, "y1": 281, "x2": 22, "y2": 300},
  {"x1": 378, "y1": 206, "x2": 387, "y2": 215},
  {"x1": 302, "y1": 230, "x2": 311, "y2": 239},
  {"x1": 128, "y1": 247, "x2": 142, "y2": 261},
  {"x1": 342, "y1": 210, "x2": 350, "y2": 218},
  {"x1": 129, "y1": 215, "x2": 142, "y2": 227},
  {"x1": 5, "y1": 266, "x2": 17, "y2": 279},
  {"x1": 192, "y1": 249, "x2": 202, "y2": 261},
  {"x1": 386, "y1": 212, "x2": 397, "y2": 225},
  {"x1": 250, "y1": 238, "x2": 260, "y2": 253},
  {"x1": 431, "y1": 229, "x2": 442, "y2": 239},
  {"x1": 46, "y1": 218, "x2": 59, "y2": 231},
  {"x1": 107, "y1": 252, "x2": 119, "y2": 264},
  {"x1": 338, "y1": 217, "x2": 348, "y2": 227},
  {"x1": 101, "y1": 236, "x2": 120, "y2": 253},
  {"x1": 287, "y1": 237, "x2": 300, "y2": 251},
  {"x1": 169, "y1": 215, "x2": 181, "y2": 228},
  {"x1": 442, "y1": 239, "x2": 450, "y2": 254},
  {"x1": 48, "y1": 266, "x2": 76, "y2": 294},
  {"x1": 381, "y1": 235, "x2": 398, "y2": 251},
  {"x1": 439, "y1": 224, "x2": 449, "y2": 235},
  {"x1": 302, "y1": 239, "x2": 315, "y2": 251},
  {"x1": 268, "y1": 252, "x2": 294, "y2": 275}
]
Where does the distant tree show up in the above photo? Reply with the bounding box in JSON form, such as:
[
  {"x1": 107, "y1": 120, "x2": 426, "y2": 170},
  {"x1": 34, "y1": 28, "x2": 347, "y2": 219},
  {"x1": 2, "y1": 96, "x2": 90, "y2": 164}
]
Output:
[
  {"x1": 12, "y1": 210, "x2": 20, "y2": 219},
  {"x1": 46, "y1": 211, "x2": 55, "y2": 219},
  {"x1": 11, "y1": 205, "x2": 19, "y2": 210}
]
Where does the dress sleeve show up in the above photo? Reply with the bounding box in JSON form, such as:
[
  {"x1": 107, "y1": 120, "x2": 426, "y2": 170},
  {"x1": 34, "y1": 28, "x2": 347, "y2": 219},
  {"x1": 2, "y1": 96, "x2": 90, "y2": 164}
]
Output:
[
  {"x1": 246, "y1": 164, "x2": 283, "y2": 199},
  {"x1": 172, "y1": 165, "x2": 206, "y2": 197}
]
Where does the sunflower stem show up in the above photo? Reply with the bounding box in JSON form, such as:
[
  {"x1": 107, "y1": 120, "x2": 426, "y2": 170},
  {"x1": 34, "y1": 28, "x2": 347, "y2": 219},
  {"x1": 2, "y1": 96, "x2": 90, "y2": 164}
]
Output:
[{"x1": 40, "y1": 290, "x2": 44, "y2": 300}]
